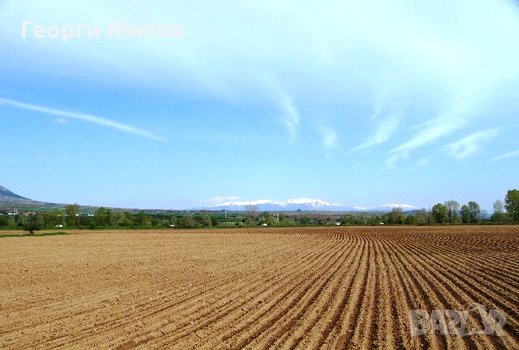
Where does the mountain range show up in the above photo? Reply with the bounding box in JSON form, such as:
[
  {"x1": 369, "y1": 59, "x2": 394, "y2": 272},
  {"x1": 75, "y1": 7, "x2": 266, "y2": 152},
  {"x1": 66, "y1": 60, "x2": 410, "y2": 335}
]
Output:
[
  {"x1": 0, "y1": 185, "x2": 28, "y2": 201},
  {"x1": 0, "y1": 185, "x2": 62, "y2": 210},
  {"x1": 0, "y1": 184, "x2": 417, "y2": 212},
  {"x1": 208, "y1": 198, "x2": 416, "y2": 212}
]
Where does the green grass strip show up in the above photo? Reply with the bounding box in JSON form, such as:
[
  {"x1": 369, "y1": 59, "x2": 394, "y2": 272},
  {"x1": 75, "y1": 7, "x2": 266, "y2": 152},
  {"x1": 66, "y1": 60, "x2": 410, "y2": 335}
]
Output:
[{"x1": 0, "y1": 232, "x2": 74, "y2": 238}]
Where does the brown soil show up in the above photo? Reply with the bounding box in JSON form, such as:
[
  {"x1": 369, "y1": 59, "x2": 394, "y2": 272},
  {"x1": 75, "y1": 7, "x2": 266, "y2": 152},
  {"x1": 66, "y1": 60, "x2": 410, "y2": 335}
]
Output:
[{"x1": 0, "y1": 226, "x2": 518, "y2": 349}]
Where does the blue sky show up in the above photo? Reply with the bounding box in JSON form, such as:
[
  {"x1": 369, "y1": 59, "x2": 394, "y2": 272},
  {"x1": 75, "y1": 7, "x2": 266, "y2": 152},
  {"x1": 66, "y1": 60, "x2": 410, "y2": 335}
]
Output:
[{"x1": 1, "y1": 0, "x2": 518, "y2": 210}]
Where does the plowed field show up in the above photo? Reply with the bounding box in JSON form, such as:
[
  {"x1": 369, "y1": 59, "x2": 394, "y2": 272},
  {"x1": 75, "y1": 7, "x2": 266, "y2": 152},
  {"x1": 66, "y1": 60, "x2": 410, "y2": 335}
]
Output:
[{"x1": 1, "y1": 226, "x2": 518, "y2": 349}]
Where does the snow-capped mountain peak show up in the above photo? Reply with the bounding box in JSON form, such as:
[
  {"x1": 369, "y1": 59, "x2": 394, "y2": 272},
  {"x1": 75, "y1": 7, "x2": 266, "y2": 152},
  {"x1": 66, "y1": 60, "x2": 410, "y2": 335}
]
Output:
[
  {"x1": 380, "y1": 204, "x2": 417, "y2": 210},
  {"x1": 211, "y1": 198, "x2": 340, "y2": 211},
  {"x1": 207, "y1": 197, "x2": 416, "y2": 212}
]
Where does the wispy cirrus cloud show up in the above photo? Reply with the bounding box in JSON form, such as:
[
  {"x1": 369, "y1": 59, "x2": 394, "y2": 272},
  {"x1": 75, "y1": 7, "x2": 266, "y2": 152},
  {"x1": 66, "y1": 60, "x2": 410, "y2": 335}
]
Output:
[
  {"x1": 445, "y1": 129, "x2": 500, "y2": 160},
  {"x1": 0, "y1": 97, "x2": 167, "y2": 143},
  {"x1": 279, "y1": 94, "x2": 300, "y2": 141},
  {"x1": 348, "y1": 114, "x2": 400, "y2": 155},
  {"x1": 320, "y1": 127, "x2": 339, "y2": 150},
  {"x1": 493, "y1": 149, "x2": 519, "y2": 161},
  {"x1": 416, "y1": 156, "x2": 433, "y2": 167},
  {"x1": 262, "y1": 75, "x2": 301, "y2": 141},
  {"x1": 385, "y1": 102, "x2": 471, "y2": 167},
  {"x1": 53, "y1": 118, "x2": 70, "y2": 124},
  {"x1": 393, "y1": 115, "x2": 465, "y2": 155}
]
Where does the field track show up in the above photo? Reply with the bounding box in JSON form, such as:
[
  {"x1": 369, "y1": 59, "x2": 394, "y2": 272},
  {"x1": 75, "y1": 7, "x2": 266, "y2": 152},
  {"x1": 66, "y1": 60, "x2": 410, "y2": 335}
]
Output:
[{"x1": 1, "y1": 226, "x2": 518, "y2": 349}]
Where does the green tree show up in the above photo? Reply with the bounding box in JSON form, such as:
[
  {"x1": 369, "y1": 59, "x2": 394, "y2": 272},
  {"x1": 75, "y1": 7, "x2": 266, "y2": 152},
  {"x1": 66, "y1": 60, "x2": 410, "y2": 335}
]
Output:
[
  {"x1": 414, "y1": 209, "x2": 428, "y2": 225},
  {"x1": 203, "y1": 211, "x2": 213, "y2": 227},
  {"x1": 65, "y1": 204, "x2": 80, "y2": 226},
  {"x1": 0, "y1": 215, "x2": 9, "y2": 227},
  {"x1": 6, "y1": 216, "x2": 15, "y2": 227},
  {"x1": 492, "y1": 200, "x2": 506, "y2": 224},
  {"x1": 168, "y1": 215, "x2": 178, "y2": 227},
  {"x1": 389, "y1": 207, "x2": 405, "y2": 224},
  {"x1": 15, "y1": 213, "x2": 27, "y2": 227},
  {"x1": 45, "y1": 210, "x2": 62, "y2": 227},
  {"x1": 460, "y1": 205, "x2": 470, "y2": 224},
  {"x1": 467, "y1": 201, "x2": 481, "y2": 223},
  {"x1": 180, "y1": 214, "x2": 197, "y2": 228},
  {"x1": 135, "y1": 210, "x2": 150, "y2": 226},
  {"x1": 95, "y1": 207, "x2": 113, "y2": 226},
  {"x1": 300, "y1": 216, "x2": 312, "y2": 226},
  {"x1": 356, "y1": 212, "x2": 369, "y2": 225},
  {"x1": 260, "y1": 211, "x2": 271, "y2": 224},
  {"x1": 114, "y1": 211, "x2": 132, "y2": 226},
  {"x1": 431, "y1": 203, "x2": 447, "y2": 224},
  {"x1": 444, "y1": 200, "x2": 460, "y2": 224},
  {"x1": 245, "y1": 205, "x2": 258, "y2": 225},
  {"x1": 210, "y1": 215, "x2": 220, "y2": 226},
  {"x1": 505, "y1": 189, "x2": 519, "y2": 223},
  {"x1": 342, "y1": 214, "x2": 355, "y2": 225},
  {"x1": 23, "y1": 215, "x2": 42, "y2": 234}
]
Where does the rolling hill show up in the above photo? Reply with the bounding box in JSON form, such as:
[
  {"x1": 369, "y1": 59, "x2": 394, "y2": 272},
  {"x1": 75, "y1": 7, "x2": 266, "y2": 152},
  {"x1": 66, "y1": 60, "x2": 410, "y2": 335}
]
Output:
[{"x1": 0, "y1": 185, "x2": 63, "y2": 210}]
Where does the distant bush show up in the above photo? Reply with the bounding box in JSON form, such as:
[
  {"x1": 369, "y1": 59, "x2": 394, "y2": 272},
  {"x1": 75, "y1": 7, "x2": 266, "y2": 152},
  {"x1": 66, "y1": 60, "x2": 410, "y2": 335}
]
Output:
[{"x1": 23, "y1": 217, "x2": 42, "y2": 234}]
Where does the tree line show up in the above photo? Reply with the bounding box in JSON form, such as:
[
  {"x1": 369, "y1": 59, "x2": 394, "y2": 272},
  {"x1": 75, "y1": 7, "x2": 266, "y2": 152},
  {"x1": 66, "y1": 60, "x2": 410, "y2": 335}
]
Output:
[
  {"x1": 1, "y1": 189, "x2": 518, "y2": 233},
  {"x1": 354, "y1": 190, "x2": 519, "y2": 225}
]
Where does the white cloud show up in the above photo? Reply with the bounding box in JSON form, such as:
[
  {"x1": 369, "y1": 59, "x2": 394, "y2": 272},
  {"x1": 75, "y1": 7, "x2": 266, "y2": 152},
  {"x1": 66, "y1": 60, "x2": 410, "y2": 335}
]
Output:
[
  {"x1": 260, "y1": 74, "x2": 301, "y2": 141},
  {"x1": 0, "y1": 97, "x2": 167, "y2": 143},
  {"x1": 493, "y1": 149, "x2": 519, "y2": 161},
  {"x1": 279, "y1": 95, "x2": 300, "y2": 141},
  {"x1": 446, "y1": 129, "x2": 500, "y2": 160},
  {"x1": 349, "y1": 113, "x2": 400, "y2": 154},
  {"x1": 415, "y1": 156, "x2": 433, "y2": 167},
  {"x1": 386, "y1": 100, "x2": 472, "y2": 167},
  {"x1": 320, "y1": 127, "x2": 339, "y2": 150},
  {"x1": 1, "y1": 0, "x2": 518, "y2": 156},
  {"x1": 53, "y1": 118, "x2": 70, "y2": 124},
  {"x1": 393, "y1": 115, "x2": 464, "y2": 154}
]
